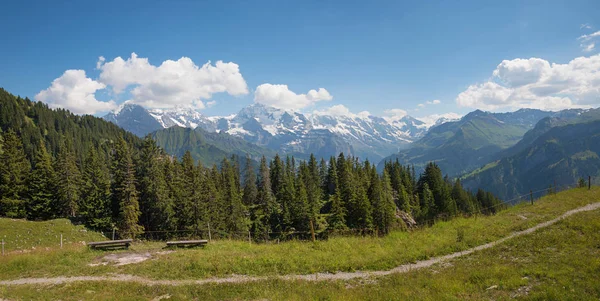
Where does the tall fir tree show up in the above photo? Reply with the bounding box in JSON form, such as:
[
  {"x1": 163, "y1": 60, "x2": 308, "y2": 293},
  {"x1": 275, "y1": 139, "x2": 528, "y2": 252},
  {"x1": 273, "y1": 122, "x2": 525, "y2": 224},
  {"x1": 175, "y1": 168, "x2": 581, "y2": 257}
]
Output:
[
  {"x1": 137, "y1": 136, "x2": 174, "y2": 234},
  {"x1": 242, "y1": 155, "x2": 258, "y2": 207},
  {"x1": 221, "y1": 158, "x2": 248, "y2": 237},
  {"x1": 80, "y1": 147, "x2": 112, "y2": 231},
  {"x1": 27, "y1": 143, "x2": 57, "y2": 220},
  {"x1": 112, "y1": 138, "x2": 143, "y2": 238},
  {"x1": 55, "y1": 137, "x2": 81, "y2": 217},
  {"x1": 255, "y1": 156, "x2": 276, "y2": 240},
  {"x1": 0, "y1": 130, "x2": 30, "y2": 202}
]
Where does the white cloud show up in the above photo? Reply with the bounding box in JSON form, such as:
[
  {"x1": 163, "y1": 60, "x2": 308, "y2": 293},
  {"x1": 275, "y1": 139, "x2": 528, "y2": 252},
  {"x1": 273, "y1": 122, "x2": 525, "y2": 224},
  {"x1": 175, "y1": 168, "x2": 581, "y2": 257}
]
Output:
[
  {"x1": 206, "y1": 100, "x2": 217, "y2": 108},
  {"x1": 416, "y1": 99, "x2": 442, "y2": 108},
  {"x1": 456, "y1": 54, "x2": 600, "y2": 111},
  {"x1": 581, "y1": 23, "x2": 592, "y2": 29},
  {"x1": 96, "y1": 56, "x2": 105, "y2": 69},
  {"x1": 383, "y1": 108, "x2": 408, "y2": 121},
  {"x1": 97, "y1": 53, "x2": 249, "y2": 109},
  {"x1": 578, "y1": 31, "x2": 600, "y2": 52},
  {"x1": 493, "y1": 58, "x2": 550, "y2": 87},
  {"x1": 312, "y1": 104, "x2": 351, "y2": 116},
  {"x1": 254, "y1": 83, "x2": 332, "y2": 110},
  {"x1": 311, "y1": 105, "x2": 371, "y2": 119},
  {"x1": 416, "y1": 112, "x2": 462, "y2": 128},
  {"x1": 579, "y1": 31, "x2": 600, "y2": 41},
  {"x1": 583, "y1": 42, "x2": 595, "y2": 52},
  {"x1": 35, "y1": 70, "x2": 116, "y2": 115}
]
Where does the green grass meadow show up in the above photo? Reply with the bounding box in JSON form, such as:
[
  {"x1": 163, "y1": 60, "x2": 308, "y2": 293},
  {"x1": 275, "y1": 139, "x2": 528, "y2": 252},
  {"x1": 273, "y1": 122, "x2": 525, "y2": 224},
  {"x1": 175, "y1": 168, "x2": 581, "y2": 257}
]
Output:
[{"x1": 1, "y1": 187, "x2": 599, "y2": 300}]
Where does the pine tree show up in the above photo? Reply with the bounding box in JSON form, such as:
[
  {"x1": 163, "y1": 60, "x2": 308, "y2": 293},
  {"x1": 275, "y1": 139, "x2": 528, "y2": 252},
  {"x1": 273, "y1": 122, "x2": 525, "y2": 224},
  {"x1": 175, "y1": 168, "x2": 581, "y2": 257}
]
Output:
[
  {"x1": 221, "y1": 158, "x2": 248, "y2": 237},
  {"x1": 290, "y1": 168, "x2": 310, "y2": 233},
  {"x1": 112, "y1": 138, "x2": 143, "y2": 238},
  {"x1": 452, "y1": 179, "x2": 474, "y2": 214},
  {"x1": 55, "y1": 137, "x2": 81, "y2": 217},
  {"x1": 370, "y1": 168, "x2": 397, "y2": 234},
  {"x1": 420, "y1": 183, "x2": 435, "y2": 221},
  {"x1": 178, "y1": 151, "x2": 197, "y2": 231},
  {"x1": 0, "y1": 130, "x2": 30, "y2": 202},
  {"x1": 327, "y1": 191, "x2": 347, "y2": 231},
  {"x1": 254, "y1": 156, "x2": 276, "y2": 240},
  {"x1": 242, "y1": 155, "x2": 258, "y2": 207},
  {"x1": 80, "y1": 147, "x2": 112, "y2": 231},
  {"x1": 306, "y1": 154, "x2": 322, "y2": 226},
  {"x1": 164, "y1": 156, "x2": 183, "y2": 232},
  {"x1": 0, "y1": 128, "x2": 4, "y2": 156},
  {"x1": 137, "y1": 136, "x2": 174, "y2": 234},
  {"x1": 27, "y1": 144, "x2": 56, "y2": 220}
]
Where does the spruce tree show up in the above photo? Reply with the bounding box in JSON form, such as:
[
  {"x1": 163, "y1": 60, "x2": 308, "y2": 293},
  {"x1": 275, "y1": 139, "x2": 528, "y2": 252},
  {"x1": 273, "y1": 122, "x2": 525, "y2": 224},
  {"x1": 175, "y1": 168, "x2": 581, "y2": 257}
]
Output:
[
  {"x1": 221, "y1": 158, "x2": 248, "y2": 237},
  {"x1": 164, "y1": 156, "x2": 183, "y2": 232},
  {"x1": 380, "y1": 169, "x2": 397, "y2": 233},
  {"x1": 420, "y1": 183, "x2": 435, "y2": 221},
  {"x1": 112, "y1": 138, "x2": 143, "y2": 238},
  {"x1": 0, "y1": 130, "x2": 30, "y2": 202},
  {"x1": 27, "y1": 144, "x2": 57, "y2": 220},
  {"x1": 137, "y1": 136, "x2": 174, "y2": 234},
  {"x1": 178, "y1": 151, "x2": 197, "y2": 230},
  {"x1": 80, "y1": 147, "x2": 112, "y2": 231},
  {"x1": 55, "y1": 137, "x2": 81, "y2": 217},
  {"x1": 255, "y1": 156, "x2": 276, "y2": 240},
  {"x1": 242, "y1": 155, "x2": 258, "y2": 207},
  {"x1": 290, "y1": 169, "x2": 310, "y2": 233},
  {"x1": 306, "y1": 154, "x2": 322, "y2": 226}
]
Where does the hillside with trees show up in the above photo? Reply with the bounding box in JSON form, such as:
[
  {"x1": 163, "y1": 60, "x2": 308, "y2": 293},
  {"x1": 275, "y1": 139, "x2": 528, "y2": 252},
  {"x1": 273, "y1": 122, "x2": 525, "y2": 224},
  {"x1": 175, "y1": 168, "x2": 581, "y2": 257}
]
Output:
[
  {"x1": 463, "y1": 119, "x2": 600, "y2": 200},
  {"x1": 0, "y1": 88, "x2": 503, "y2": 240}
]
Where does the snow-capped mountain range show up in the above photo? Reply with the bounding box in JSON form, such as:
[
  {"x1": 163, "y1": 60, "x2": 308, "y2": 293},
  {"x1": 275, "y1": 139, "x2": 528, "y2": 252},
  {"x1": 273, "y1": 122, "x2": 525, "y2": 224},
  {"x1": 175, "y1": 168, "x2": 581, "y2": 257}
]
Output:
[{"x1": 103, "y1": 103, "x2": 458, "y2": 161}]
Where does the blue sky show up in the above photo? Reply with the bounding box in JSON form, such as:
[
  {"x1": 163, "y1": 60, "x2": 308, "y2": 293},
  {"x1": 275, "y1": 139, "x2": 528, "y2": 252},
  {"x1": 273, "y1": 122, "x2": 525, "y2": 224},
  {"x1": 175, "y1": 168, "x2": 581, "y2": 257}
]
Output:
[{"x1": 1, "y1": 0, "x2": 599, "y2": 119}]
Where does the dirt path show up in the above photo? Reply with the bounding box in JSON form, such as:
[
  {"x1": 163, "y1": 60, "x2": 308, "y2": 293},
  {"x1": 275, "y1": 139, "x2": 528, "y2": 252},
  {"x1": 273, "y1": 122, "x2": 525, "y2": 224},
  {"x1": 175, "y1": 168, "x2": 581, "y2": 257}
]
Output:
[{"x1": 2, "y1": 202, "x2": 599, "y2": 286}]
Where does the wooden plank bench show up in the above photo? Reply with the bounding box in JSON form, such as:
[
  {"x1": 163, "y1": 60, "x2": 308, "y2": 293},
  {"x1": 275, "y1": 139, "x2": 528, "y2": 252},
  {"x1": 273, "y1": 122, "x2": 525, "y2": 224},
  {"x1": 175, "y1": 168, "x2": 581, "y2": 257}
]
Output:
[
  {"x1": 166, "y1": 239, "x2": 208, "y2": 248},
  {"x1": 87, "y1": 239, "x2": 133, "y2": 250}
]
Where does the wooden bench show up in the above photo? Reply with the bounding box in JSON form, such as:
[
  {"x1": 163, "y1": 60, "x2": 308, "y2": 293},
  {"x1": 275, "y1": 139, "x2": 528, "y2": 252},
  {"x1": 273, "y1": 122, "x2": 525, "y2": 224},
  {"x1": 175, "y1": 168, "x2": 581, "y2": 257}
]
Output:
[
  {"x1": 166, "y1": 240, "x2": 208, "y2": 248},
  {"x1": 87, "y1": 239, "x2": 133, "y2": 250}
]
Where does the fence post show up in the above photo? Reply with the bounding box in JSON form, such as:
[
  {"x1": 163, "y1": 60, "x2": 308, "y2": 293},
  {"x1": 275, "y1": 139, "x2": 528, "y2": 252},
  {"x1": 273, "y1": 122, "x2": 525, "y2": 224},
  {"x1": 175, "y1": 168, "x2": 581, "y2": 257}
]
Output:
[
  {"x1": 589, "y1": 176, "x2": 592, "y2": 190},
  {"x1": 60, "y1": 234, "x2": 63, "y2": 249},
  {"x1": 530, "y1": 190, "x2": 533, "y2": 205},
  {"x1": 112, "y1": 228, "x2": 115, "y2": 240},
  {"x1": 207, "y1": 222, "x2": 212, "y2": 242},
  {"x1": 309, "y1": 220, "x2": 316, "y2": 242},
  {"x1": 248, "y1": 231, "x2": 251, "y2": 244}
]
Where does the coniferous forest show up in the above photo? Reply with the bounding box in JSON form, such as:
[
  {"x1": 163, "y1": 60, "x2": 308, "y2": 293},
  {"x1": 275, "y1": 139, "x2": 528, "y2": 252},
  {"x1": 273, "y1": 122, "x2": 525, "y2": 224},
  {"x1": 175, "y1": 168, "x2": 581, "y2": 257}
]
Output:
[{"x1": 0, "y1": 88, "x2": 504, "y2": 240}]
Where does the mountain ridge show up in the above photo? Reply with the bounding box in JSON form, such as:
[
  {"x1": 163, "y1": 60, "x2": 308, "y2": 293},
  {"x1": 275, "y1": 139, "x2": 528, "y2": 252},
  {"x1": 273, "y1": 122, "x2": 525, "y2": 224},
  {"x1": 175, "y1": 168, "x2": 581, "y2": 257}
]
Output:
[{"x1": 103, "y1": 103, "x2": 456, "y2": 161}]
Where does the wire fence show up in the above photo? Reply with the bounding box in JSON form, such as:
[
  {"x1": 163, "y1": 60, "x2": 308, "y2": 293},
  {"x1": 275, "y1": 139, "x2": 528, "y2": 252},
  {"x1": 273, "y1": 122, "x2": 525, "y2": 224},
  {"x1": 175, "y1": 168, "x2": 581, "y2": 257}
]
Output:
[{"x1": 0, "y1": 178, "x2": 595, "y2": 255}]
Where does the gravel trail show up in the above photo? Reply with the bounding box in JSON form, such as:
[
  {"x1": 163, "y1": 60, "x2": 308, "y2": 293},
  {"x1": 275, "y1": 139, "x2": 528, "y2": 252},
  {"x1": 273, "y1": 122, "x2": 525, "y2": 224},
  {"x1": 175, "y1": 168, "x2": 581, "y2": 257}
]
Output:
[{"x1": 2, "y1": 202, "x2": 599, "y2": 286}]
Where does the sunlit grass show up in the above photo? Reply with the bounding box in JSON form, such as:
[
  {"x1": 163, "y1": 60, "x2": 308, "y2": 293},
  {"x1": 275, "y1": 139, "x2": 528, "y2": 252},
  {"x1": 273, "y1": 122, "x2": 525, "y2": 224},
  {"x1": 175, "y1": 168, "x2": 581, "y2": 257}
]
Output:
[
  {"x1": 2, "y1": 193, "x2": 599, "y2": 300},
  {"x1": 0, "y1": 187, "x2": 597, "y2": 282}
]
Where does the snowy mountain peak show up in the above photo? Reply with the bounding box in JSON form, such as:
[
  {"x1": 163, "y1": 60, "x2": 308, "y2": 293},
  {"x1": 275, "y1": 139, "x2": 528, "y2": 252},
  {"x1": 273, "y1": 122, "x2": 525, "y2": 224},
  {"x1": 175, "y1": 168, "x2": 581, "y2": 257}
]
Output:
[{"x1": 103, "y1": 102, "x2": 457, "y2": 161}]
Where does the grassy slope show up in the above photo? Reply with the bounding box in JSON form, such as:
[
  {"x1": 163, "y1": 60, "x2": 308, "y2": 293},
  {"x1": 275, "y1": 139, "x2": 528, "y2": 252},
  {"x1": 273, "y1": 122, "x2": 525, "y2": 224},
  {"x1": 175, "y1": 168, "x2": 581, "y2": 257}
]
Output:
[
  {"x1": 2, "y1": 192, "x2": 600, "y2": 300},
  {"x1": 0, "y1": 218, "x2": 105, "y2": 252},
  {"x1": 0, "y1": 187, "x2": 598, "y2": 284}
]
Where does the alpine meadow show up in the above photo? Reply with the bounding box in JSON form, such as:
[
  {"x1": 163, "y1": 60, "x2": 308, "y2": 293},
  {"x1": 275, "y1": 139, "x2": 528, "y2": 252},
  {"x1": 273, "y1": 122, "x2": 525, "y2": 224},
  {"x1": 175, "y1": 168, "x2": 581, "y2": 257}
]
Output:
[{"x1": 2, "y1": 1, "x2": 600, "y2": 300}]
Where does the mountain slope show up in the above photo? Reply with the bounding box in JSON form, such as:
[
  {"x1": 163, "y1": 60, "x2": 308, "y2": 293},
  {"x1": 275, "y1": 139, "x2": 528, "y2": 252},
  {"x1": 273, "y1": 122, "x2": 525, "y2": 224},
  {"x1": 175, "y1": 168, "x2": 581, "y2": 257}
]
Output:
[
  {"x1": 0, "y1": 88, "x2": 142, "y2": 163},
  {"x1": 377, "y1": 109, "x2": 576, "y2": 176},
  {"x1": 103, "y1": 103, "x2": 444, "y2": 161},
  {"x1": 151, "y1": 126, "x2": 276, "y2": 166},
  {"x1": 462, "y1": 119, "x2": 600, "y2": 200},
  {"x1": 103, "y1": 103, "x2": 163, "y2": 137}
]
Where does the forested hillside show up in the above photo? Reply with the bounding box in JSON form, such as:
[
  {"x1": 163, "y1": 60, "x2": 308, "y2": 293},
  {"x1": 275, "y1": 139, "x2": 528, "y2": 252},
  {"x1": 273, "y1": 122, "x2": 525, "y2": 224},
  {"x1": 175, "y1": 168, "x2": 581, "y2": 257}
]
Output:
[
  {"x1": 151, "y1": 126, "x2": 276, "y2": 167},
  {"x1": 378, "y1": 109, "x2": 582, "y2": 177},
  {"x1": 0, "y1": 88, "x2": 503, "y2": 240},
  {"x1": 463, "y1": 119, "x2": 600, "y2": 200}
]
